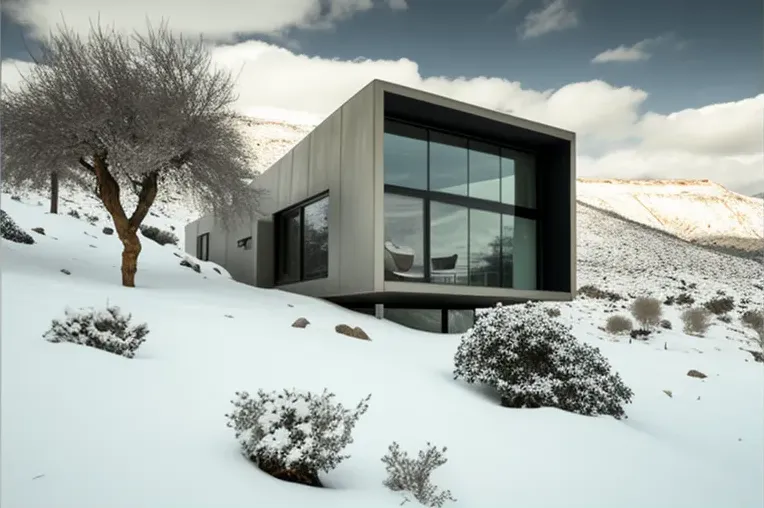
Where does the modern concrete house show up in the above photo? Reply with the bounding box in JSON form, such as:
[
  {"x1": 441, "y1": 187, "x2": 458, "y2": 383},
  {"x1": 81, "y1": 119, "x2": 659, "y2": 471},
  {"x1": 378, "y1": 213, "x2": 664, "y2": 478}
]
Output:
[{"x1": 185, "y1": 79, "x2": 576, "y2": 333}]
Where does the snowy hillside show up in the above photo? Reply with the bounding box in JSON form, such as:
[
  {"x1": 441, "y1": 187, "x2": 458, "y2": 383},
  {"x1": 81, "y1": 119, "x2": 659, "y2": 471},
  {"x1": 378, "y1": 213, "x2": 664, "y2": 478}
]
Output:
[
  {"x1": 577, "y1": 179, "x2": 764, "y2": 256},
  {"x1": 2, "y1": 177, "x2": 764, "y2": 508}
]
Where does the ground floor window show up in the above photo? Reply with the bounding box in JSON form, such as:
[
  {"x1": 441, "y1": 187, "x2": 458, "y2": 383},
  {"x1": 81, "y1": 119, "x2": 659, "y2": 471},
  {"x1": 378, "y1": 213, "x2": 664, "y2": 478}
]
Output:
[
  {"x1": 196, "y1": 233, "x2": 209, "y2": 261},
  {"x1": 275, "y1": 194, "x2": 329, "y2": 284},
  {"x1": 383, "y1": 307, "x2": 475, "y2": 334},
  {"x1": 383, "y1": 190, "x2": 538, "y2": 290}
]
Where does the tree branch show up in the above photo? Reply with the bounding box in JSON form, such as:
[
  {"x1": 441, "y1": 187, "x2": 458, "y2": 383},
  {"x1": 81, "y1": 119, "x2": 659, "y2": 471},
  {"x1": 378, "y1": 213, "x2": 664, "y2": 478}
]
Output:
[
  {"x1": 128, "y1": 171, "x2": 159, "y2": 229},
  {"x1": 78, "y1": 157, "x2": 95, "y2": 173}
]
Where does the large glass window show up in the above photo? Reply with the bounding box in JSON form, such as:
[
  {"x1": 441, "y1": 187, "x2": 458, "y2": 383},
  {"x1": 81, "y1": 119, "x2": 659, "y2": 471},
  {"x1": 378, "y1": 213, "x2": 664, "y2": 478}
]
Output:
[
  {"x1": 382, "y1": 118, "x2": 540, "y2": 290},
  {"x1": 384, "y1": 121, "x2": 428, "y2": 189},
  {"x1": 501, "y1": 214, "x2": 537, "y2": 290},
  {"x1": 501, "y1": 148, "x2": 536, "y2": 209},
  {"x1": 468, "y1": 142, "x2": 501, "y2": 202},
  {"x1": 469, "y1": 209, "x2": 501, "y2": 287},
  {"x1": 384, "y1": 193, "x2": 425, "y2": 281},
  {"x1": 303, "y1": 198, "x2": 329, "y2": 280},
  {"x1": 430, "y1": 202, "x2": 469, "y2": 285},
  {"x1": 276, "y1": 195, "x2": 329, "y2": 284},
  {"x1": 429, "y1": 132, "x2": 468, "y2": 196}
]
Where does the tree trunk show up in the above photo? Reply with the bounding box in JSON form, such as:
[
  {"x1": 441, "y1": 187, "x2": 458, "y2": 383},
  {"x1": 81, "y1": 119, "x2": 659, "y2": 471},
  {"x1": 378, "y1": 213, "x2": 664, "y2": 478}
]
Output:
[
  {"x1": 50, "y1": 171, "x2": 59, "y2": 214},
  {"x1": 120, "y1": 229, "x2": 142, "y2": 287},
  {"x1": 88, "y1": 153, "x2": 157, "y2": 288}
]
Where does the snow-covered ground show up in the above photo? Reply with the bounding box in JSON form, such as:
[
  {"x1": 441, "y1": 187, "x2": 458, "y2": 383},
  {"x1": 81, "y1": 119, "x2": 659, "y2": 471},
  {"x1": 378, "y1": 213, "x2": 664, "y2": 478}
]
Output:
[{"x1": 2, "y1": 181, "x2": 764, "y2": 508}]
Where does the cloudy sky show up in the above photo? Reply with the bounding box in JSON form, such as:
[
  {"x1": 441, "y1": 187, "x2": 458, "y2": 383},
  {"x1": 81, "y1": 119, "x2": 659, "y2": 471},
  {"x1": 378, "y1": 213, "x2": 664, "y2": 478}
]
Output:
[{"x1": 2, "y1": 0, "x2": 762, "y2": 194}]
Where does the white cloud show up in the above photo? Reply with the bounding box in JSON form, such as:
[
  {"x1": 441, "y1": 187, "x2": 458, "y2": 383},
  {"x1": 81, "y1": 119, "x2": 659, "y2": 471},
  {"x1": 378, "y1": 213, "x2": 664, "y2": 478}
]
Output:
[
  {"x1": 386, "y1": 0, "x2": 408, "y2": 10},
  {"x1": 2, "y1": 0, "x2": 382, "y2": 41},
  {"x1": 2, "y1": 39, "x2": 761, "y2": 194},
  {"x1": 592, "y1": 36, "x2": 667, "y2": 63},
  {"x1": 519, "y1": 0, "x2": 579, "y2": 39}
]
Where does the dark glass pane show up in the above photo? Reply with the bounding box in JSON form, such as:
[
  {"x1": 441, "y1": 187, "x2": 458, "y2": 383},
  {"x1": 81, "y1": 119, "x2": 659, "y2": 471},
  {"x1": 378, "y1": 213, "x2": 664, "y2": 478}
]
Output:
[
  {"x1": 278, "y1": 210, "x2": 301, "y2": 282},
  {"x1": 469, "y1": 209, "x2": 501, "y2": 287},
  {"x1": 384, "y1": 120, "x2": 428, "y2": 189},
  {"x1": 430, "y1": 201, "x2": 468, "y2": 285},
  {"x1": 384, "y1": 308, "x2": 442, "y2": 333},
  {"x1": 447, "y1": 309, "x2": 474, "y2": 334},
  {"x1": 384, "y1": 193, "x2": 425, "y2": 281},
  {"x1": 501, "y1": 214, "x2": 537, "y2": 290},
  {"x1": 501, "y1": 148, "x2": 536, "y2": 208},
  {"x1": 303, "y1": 197, "x2": 329, "y2": 279},
  {"x1": 429, "y1": 131, "x2": 468, "y2": 195},
  {"x1": 468, "y1": 141, "x2": 500, "y2": 202}
]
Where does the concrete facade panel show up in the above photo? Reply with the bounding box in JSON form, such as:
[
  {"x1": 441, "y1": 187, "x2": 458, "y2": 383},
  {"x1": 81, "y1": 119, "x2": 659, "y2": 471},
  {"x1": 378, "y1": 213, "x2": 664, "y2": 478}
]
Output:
[
  {"x1": 338, "y1": 83, "x2": 376, "y2": 295},
  {"x1": 291, "y1": 137, "x2": 310, "y2": 203}
]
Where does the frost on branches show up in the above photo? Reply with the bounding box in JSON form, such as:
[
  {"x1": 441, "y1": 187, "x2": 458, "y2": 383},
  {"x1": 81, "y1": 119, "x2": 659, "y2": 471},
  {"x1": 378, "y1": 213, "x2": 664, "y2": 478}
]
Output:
[
  {"x1": 44, "y1": 305, "x2": 148, "y2": 358},
  {"x1": 453, "y1": 302, "x2": 634, "y2": 419},
  {"x1": 225, "y1": 388, "x2": 371, "y2": 487},
  {"x1": 381, "y1": 441, "x2": 456, "y2": 508}
]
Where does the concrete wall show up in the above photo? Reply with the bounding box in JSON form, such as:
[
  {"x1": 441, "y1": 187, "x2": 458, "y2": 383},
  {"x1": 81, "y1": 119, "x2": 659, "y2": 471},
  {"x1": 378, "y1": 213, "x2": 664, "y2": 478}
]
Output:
[{"x1": 184, "y1": 81, "x2": 380, "y2": 297}]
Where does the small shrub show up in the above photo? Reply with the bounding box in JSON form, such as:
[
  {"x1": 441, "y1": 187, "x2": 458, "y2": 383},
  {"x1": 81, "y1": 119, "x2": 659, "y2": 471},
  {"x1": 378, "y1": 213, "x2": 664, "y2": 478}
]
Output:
[
  {"x1": 663, "y1": 296, "x2": 676, "y2": 306},
  {"x1": 578, "y1": 285, "x2": 623, "y2": 302},
  {"x1": 660, "y1": 319, "x2": 672, "y2": 330},
  {"x1": 67, "y1": 209, "x2": 81, "y2": 219},
  {"x1": 675, "y1": 293, "x2": 695, "y2": 306},
  {"x1": 546, "y1": 307, "x2": 561, "y2": 318},
  {"x1": 681, "y1": 307, "x2": 711, "y2": 336},
  {"x1": 741, "y1": 309, "x2": 764, "y2": 348},
  {"x1": 0, "y1": 209, "x2": 35, "y2": 244},
  {"x1": 43, "y1": 305, "x2": 148, "y2": 358},
  {"x1": 717, "y1": 314, "x2": 732, "y2": 324},
  {"x1": 630, "y1": 329, "x2": 651, "y2": 340},
  {"x1": 605, "y1": 315, "x2": 632, "y2": 334},
  {"x1": 704, "y1": 296, "x2": 734, "y2": 315},
  {"x1": 381, "y1": 442, "x2": 456, "y2": 508},
  {"x1": 140, "y1": 225, "x2": 179, "y2": 246},
  {"x1": 453, "y1": 302, "x2": 633, "y2": 419},
  {"x1": 630, "y1": 297, "x2": 663, "y2": 329},
  {"x1": 84, "y1": 213, "x2": 99, "y2": 224},
  {"x1": 225, "y1": 389, "x2": 371, "y2": 487}
]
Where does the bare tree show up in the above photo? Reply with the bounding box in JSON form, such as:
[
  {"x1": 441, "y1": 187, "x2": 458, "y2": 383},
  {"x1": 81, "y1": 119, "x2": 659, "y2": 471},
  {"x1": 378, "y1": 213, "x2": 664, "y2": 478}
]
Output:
[{"x1": 1, "y1": 21, "x2": 261, "y2": 287}]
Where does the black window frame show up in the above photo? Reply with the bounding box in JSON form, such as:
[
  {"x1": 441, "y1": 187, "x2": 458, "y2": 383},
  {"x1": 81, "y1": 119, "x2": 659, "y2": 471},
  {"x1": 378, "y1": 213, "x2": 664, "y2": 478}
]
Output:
[
  {"x1": 274, "y1": 192, "x2": 330, "y2": 285},
  {"x1": 196, "y1": 233, "x2": 210, "y2": 261},
  {"x1": 383, "y1": 117, "x2": 543, "y2": 290}
]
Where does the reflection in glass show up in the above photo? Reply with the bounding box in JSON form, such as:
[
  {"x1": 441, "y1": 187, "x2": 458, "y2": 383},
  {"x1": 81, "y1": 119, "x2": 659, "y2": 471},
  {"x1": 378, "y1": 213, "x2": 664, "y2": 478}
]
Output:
[
  {"x1": 468, "y1": 142, "x2": 500, "y2": 202},
  {"x1": 501, "y1": 214, "x2": 537, "y2": 290},
  {"x1": 303, "y1": 197, "x2": 329, "y2": 279},
  {"x1": 448, "y1": 309, "x2": 475, "y2": 334},
  {"x1": 384, "y1": 193, "x2": 425, "y2": 281},
  {"x1": 278, "y1": 209, "x2": 301, "y2": 283},
  {"x1": 429, "y1": 132, "x2": 468, "y2": 196},
  {"x1": 469, "y1": 209, "x2": 501, "y2": 287},
  {"x1": 384, "y1": 121, "x2": 428, "y2": 189},
  {"x1": 384, "y1": 308, "x2": 442, "y2": 333},
  {"x1": 430, "y1": 202, "x2": 468, "y2": 284},
  {"x1": 501, "y1": 149, "x2": 536, "y2": 209}
]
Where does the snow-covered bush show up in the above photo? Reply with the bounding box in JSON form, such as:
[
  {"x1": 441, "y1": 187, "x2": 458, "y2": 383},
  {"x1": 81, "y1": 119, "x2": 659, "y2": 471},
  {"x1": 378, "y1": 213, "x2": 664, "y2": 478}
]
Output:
[
  {"x1": 578, "y1": 285, "x2": 623, "y2": 302},
  {"x1": 454, "y1": 302, "x2": 633, "y2": 419},
  {"x1": 225, "y1": 388, "x2": 371, "y2": 487},
  {"x1": 630, "y1": 297, "x2": 662, "y2": 329},
  {"x1": 140, "y1": 224, "x2": 178, "y2": 246},
  {"x1": 681, "y1": 307, "x2": 711, "y2": 336},
  {"x1": 1, "y1": 209, "x2": 35, "y2": 244},
  {"x1": 606, "y1": 315, "x2": 633, "y2": 334},
  {"x1": 381, "y1": 441, "x2": 456, "y2": 508},
  {"x1": 704, "y1": 296, "x2": 734, "y2": 315},
  {"x1": 44, "y1": 305, "x2": 148, "y2": 358},
  {"x1": 741, "y1": 309, "x2": 764, "y2": 347}
]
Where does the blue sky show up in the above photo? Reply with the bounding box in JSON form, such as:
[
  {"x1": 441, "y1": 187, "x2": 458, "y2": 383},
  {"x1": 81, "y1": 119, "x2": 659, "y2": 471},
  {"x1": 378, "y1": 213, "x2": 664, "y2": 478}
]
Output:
[{"x1": 3, "y1": 0, "x2": 761, "y2": 114}]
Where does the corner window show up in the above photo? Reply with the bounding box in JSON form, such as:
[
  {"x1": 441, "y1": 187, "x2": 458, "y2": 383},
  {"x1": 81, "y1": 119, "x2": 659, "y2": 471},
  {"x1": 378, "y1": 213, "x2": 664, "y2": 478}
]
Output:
[
  {"x1": 196, "y1": 233, "x2": 209, "y2": 261},
  {"x1": 276, "y1": 194, "x2": 329, "y2": 284}
]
